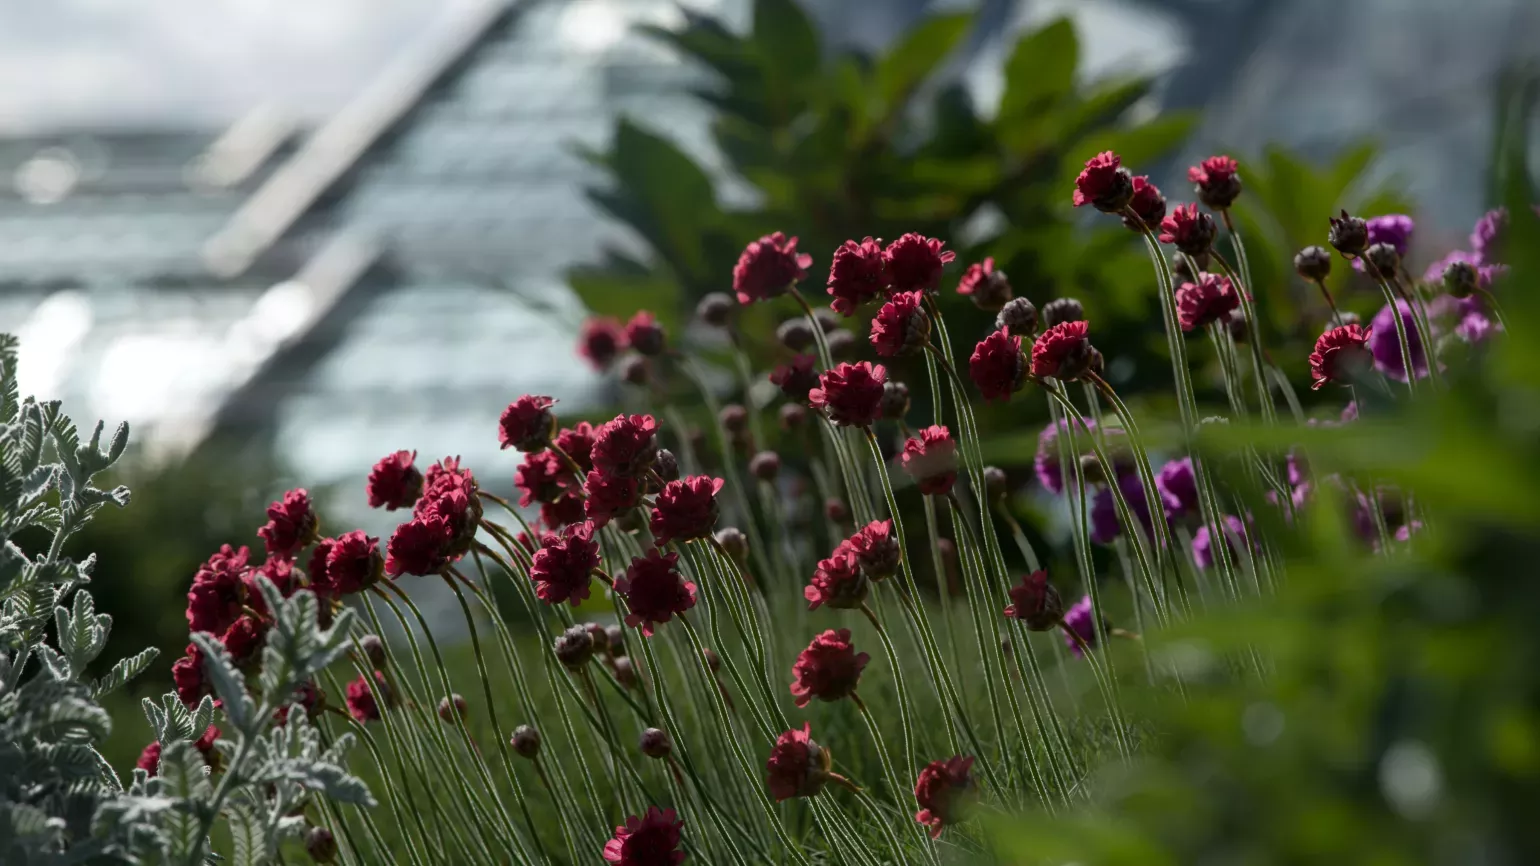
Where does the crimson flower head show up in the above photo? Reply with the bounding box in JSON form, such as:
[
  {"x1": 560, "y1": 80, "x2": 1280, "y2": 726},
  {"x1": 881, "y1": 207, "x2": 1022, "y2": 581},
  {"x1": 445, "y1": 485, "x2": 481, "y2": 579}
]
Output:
[
  {"x1": 584, "y1": 470, "x2": 640, "y2": 528},
  {"x1": 311, "y1": 530, "x2": 382, "y2": 597},
  {"x1": 869, "y1": 290, "x2": 930, "y2": 357},
  {"x1": 385, "y1": 513, "x2": 452, "y2": 577},
  {"x1": 615, "y1": 549, "x2": 697, "y2": 636},
  {"x1": 137, "y1": 726, "x2": 221, "y2": 777},
  {"x1": 901, "y1": 426, "x2": 958, "y2": 496},
  {"x1": 530, "y1": 521, "x2": 600, "y2": 607},
  {"x1": 542, "y1": 493, "x2": 586, "y2": 530},
  {"x1": 221, "y1": 615, "x2": 266, "y2": 665},
  {"x1": 593, "y1": 414, "x2": 660, "y2": 478},
  {"x1": 367, "y1": 450, "x2": 424, "y2": 511},
  {"x1": 579, "y1": 317, "x2": 627, "y2": 370},
  {"x1": 172, "y1": 643, "x2": 208, "y2": 707},
  {"x1": 1159, "y1": 203, "x2": 1217, "y2": 255},
  {"x1": 650, "y1": 475, "x2": 724, "y2": 545},
  {"x1": 843, "y1": 520, "x2": 899, "y2": 581},
  {"x1": 1175, "y1": 272, "x2": 1240, "y2": 331},
  {"x1": 416, "y1": 461, "x2": 480, "y2": 558},
  {"x1": 1072, "y1": 151, "x2": 1134, "y2": 212},
  {"x1": 733, "y1": 232, "x2": 812, "y2": 304},
  {"x1": 882, "y1": 233, "x2": 955, "y2": 294},
  {"x1": 186, "y1": 544, "x2": 252, "y2": 635},
  {"x1": 790, "y1": 628, "x2": 869, "y2": 707},
  {"x1": 809, "y1": 362, "x2": 887, "y2": 427},
  {"x1": 345, "y1": 671, "x2": 390, "y2": 722},
  {"x1": 827, "y1": 236, "x2": 887, "y2": 315},
  {"x1": 603, "y1": 806, "x2": 685, "y2": 866},
  {"x1": 556, "y1": 422, "x2": 597, "y2": 473},
  {"x1": 766, "y1": 723, "x2": 832, "y2": 802},
  {"x1": 914, "y1": 755, "x2": 978, "y2": 838},
  {"x1": 498, "y1": 395, "x2": 556, "y2": 452},
  {"x1": 770, "y1": 355, "x2": 820, "y2": 403},
  {"x1": 955, "y1": 257, "x2": 1012, "y2": 312},
  {"x1": 516, "y1": 450, "x2": 573, "y2": 507},
  {"x1": 1309, "y1": 324, "x2": 1373, "y2": 390},
  {"x1": 136, "y1": 741, "x2": 162, "y2": 775},
  {"x1": 625, "y1": 310, "x2": 666, "y2": 356},
  {"x1": 1003, "y1": 570, "x2": 1064, "y2": 631},
  {"x1": 969, "y1": 328, "x2": 1026, "y2": 402},
  {"x1": 1188, "y1": 155, "x2": 1241, "y2": 209},
  {"x1": 258, "y1": 489, "x2": 318, "y2": 561},
  {"x1": 1120, "y1": 175, "x2": 1166, "y2": 233},
  {"x1": 804, "y1": 549, "x2": 868, "y2": 611},
  {"x1": 1030, "y1": 320, "x2": 1094, "y2": 380}
]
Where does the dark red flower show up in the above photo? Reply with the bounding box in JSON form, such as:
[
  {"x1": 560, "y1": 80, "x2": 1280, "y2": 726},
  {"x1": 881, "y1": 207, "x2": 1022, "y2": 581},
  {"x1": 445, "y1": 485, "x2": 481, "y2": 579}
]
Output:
[
  {"x1": 1175, "y1": 272, "x2": 1240, "y2": 331},
  {"x1": 416, "y1": 457, "x2": 481, "y2": 556},
  {"x1": 650, "y1": 476, "x2": 724, "y2": 545},
  {"x1": 247, "y1": 556, "x2": 299, "y2": 603},
  {"x1": 914, "y1": 755, "x2": 977, "y2": 838},
  {"x1": 275, "y1": 680, "x2": 324, "y2": 726},
  {"x1": 1309, "y1": 324, "x2": 1373, "y2": 390},
  {"x1": 221, "y1": 615, "x2": 266, "y2": 665},
  {"x1": 313, "y1": 530, "x2": 382, "y2": 596},
  {"x1": 1121, "y1": 175, "x2": 1167, "y2": 232},
  {"x1": 790, "y1": 628, "x2": 869, "y2": 708},
  {"x1": 592, "y1": 414, "x2": 660, "y2": 479},
  {"x1": 955, "y1": 257, "x2": 1012, "y2": 312},
  {"x1": 809, "y1": 362, "x2": 887, "y2": 427},
  {"x1": 556, "y1": 422, "x2": 597, "y2": 473},
  {"x1": 258, "y1": 489, "x2": 318, "y2": 561},
  {"x1": 769, "y1": 355, "x2": 820, "y2": 403},
  {"x1": 186, "y1": 544, "x2": 252, "y2": 635},
  {"x1": 582, "y1": 470, "x2": 638, "y2": 528},
  {"x1": 969, "y1": 328, "x2": 1026, "y2": 401},
  {"x1": 579, "y1": 317, "x2": 627, "y2": 370},
  {"x1": 843, "y1": 520, "x2": 899, "y2": 581},
  {"x1": 385, "y1": 514, "x2": 452, "y2": 577},
  {"x1": 172, "y1": 643, "x2": 208, "y2": 707},
  {"x1": 1002, "y1": 570, "x2": 1064, "y2": 630},
  {"x1": 136, "y1": 726, "x2": 221, "y2": 777},
  {"x1": 615, "y1": 549, "x2": 697, "y2": 637},
  {"x1": 1030, "y1": 320, "x2": 1094, "y2": 380},
  {"x1": 804, "y1": 549, "x2": 868, "y2": 611},
  {"x1": 541, "y1": 493, "x2": 587, "y2": 530},
  {"x1": 766, "y1": 723, "x2": 831, "y2": 801},
  {"x1": 1158, "y1": 203, "x2": 1217, "y2": 255},
  {"x1": 516, "y1": 450, "x2": 573, "y2": 507},
  {"x1": 367, "y1": 450, "x2": 424, "y2": 511},
  {"x1": 603, "y1": 806, "x2": 685, "y2": 866},
  {"x1": 625, "y1": 310, "x2": 666, "y2": 356},
  {"x1": 826, "y1": 237, "x2": 887, "y2": 315},
  {"x1": 901, "y1": 425, "x2": 959, "y2": 495},
  {"x1": 345, "y1": 671, "x2": 389, "y2": 722},
  {"x1": 733, "y1": 232, "x2": 812, "y2": 304},
  {"x1": 498, "y1": 394, "x2": 556, "y2": 452},
  {"x1": 869, "y1": 290, "x2": 930, "y2": 357},
  {"x1": 1072, "y1": 151, "x2": 1133, "y2": 212},
  {"x1": 1188, "y1": 155, "x2": 1241, "y2": 209},
  {"x1": 882, "y1": 233, "x2": 955, "y2": 294},
  {"x1": 136, "y1": 741, "x2": 161, "y2": 775},
  {"x1": 529, "y1": 521, "x2": 600, "y2": 606}
]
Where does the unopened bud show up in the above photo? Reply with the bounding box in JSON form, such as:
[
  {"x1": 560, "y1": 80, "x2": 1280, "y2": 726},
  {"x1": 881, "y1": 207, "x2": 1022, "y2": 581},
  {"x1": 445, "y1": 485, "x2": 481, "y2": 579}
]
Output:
[
  {"x1": 553, "y1": 625, "x2": 595, "y2": 670},
  {"x1": 1042, "y1": 298, "x2": 1084, "y2": 328},
  {"x1": 777, "y1": 319, "x2": 816, "y2": 351},
  {"x1": 437, "y1": 694, "x2": 468, "y2": 723},
  {"x1": 982, "y1": 466, "x2": 1009, "y2": 502},
  {"x1": 511, "y1": 725, "x2": 541, "y2": 759},
  {"x1": 1442, "y1": 260, "x2": 1478, "y2": 299},
  {"x1": 714, "y1": 527, "x2": 749, "y2": 563},
  {"x1": 639, "y1": 727, "x2": 672, "y2": 759},
  {"x1": 1293, "y1": 245, "x2": 1332, "y2": 281},
  {"x1": 359, "y1": 635, "x2": 386, "y2": 668},
  {"x1": 749, "y1": 451, "x2": 781, "y2": 481},
  {"x1": 879, "y1": 380, "x2": 910, "y2": 421},
  {"x1": 305, "y1": 827, "x2": 337, "y2": 863},
  {"x1": 697, "y1": 293, "x2": 734, "y2": 327}
]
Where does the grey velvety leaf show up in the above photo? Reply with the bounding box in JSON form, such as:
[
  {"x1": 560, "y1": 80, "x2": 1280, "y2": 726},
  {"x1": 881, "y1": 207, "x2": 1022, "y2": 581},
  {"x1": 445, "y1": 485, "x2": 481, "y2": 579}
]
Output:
[
  {"x1": 189, "y1": 632, "x2": 255, "y2": 731},
  {"x1": 93, "y1": 646, "x2": 159, "y2": 699}
]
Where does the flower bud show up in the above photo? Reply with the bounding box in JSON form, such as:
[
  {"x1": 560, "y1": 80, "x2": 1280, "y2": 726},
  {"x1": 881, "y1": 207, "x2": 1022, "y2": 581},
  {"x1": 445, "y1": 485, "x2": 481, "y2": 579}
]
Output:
[
  {"x1": 639, "y1": 727, "x2": 672, "y2": 759},
  {"x1": 825, "y1": 329, "x2": 856, "y2": 359},
  {"x1": 654, "y1": 448, "x2": 680, "y2": 483},
  {"x1": 437, "y1": 694, "x2": 468, "y2": 723},
  {"x1": 1226, "y1": 308, "x2": 1249, "y2": 344},
  {"x1": 814, "y1": 308, "x2": 840, "y2": 333},
  {"x1": 697, "y1": 292, "x2": 734, "y2": 327},
  {"x1": 777, "y1": 318, "x2": 816, "y2": 351},
  {"x1": 1170, "y1": 251, "x2": 1210, "y2": 284},
  {"x1": 982, "y1": 466, "x2": 1009, "y2": 502},
  {"x1": 962, "y1": 264, "x2": 1013, "y2": 313},
  {"x1": 1364, "y1": 242, "x2": 1400, "y2": 276},
  {"x1": 1041, "y1": 298, "x2": 1084, "y2": 329},
  {"x1": 1078, "y1": 453, "x2": 1108, "y2": 485},
  {"x1": 1327, "y1": 210, "x2": 1369, "y2": 257},
  {"x1": 612, "y1": 655, "x2": 637, "y2": 689},
  {"x1": 779, "y1": 403, "x2": 807, "y2": 429},
  {"x1": 511, "y1": 724, "x2": 542, "y2": 759},
  {"x1": 719, "y1": 404, "x2": 748, "y2": 434},
  {"x1": 714, "y1": 527, "x2": 749, "y2": 564},
  {"x1": 1442, "y1": 260, "x2": 1478, "y2": 299},
  {"x1": 606, "y1": 624, "x2": 626, "y2": 656},
  {"x1": 553, "y1": 624, "x2": 595, "y2": 670},
  {"x1": 749, "y1": 451, "x2": 781, "y2": 481},
  {"x1": 620, "y1": 355, "x2": 649, "y2": 386},
  {"x1": 305, "y1": 827, "x2": 337, "y2": 864},
  {"x1": 585, "y1": 622, "x2": 609, "y2": 652},
  {"x1": 825, "y1": 498, "x2": 850, "y2": 524},
  {"x1": 702, "y1": 647, "x2": 722, "y2": 673},
  {"x1": 994, "y1": 297, "x2": 1039, "y2": 336},
  {"x1": 879, "y1": 380, "x2": 910, "y2": 421},
  {"x1": 359, "y1": 634, "x2": 386, "y2": 668},
  {"x1": 1294, "y1": 245, "x2": 1332, "y2": 281}
]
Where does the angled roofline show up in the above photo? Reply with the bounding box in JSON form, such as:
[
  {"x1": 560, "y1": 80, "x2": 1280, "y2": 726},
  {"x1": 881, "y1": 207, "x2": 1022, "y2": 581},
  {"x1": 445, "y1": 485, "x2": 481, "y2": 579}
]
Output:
[{"x1": 202, "y1": 0, "x2": 516, "y2": 278}]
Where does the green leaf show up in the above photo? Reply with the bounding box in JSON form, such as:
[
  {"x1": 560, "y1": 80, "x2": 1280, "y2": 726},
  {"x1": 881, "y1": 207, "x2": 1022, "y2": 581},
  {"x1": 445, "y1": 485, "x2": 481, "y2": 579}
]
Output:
[
  {"x1": 590, "y1": 120, "x2": 720, "y2": 287},
  {"x1": 568, "y1": 267, "x2": 683, "y2": 331},
  {"x1": 93, "y1": 647, "x2": 159, "y2": 699},
  {"x1": 752, "y1": 0, "x2": 820, "y2": 93},
  {"x1": 875, "y1": 12, "x2": 972, "y2": 110},
  {"x1": 227, "y1": 801, "x2": 265, "y2": 866},
  {"x1": 999, "y1": 17, "x2": 1079, "y2": 123}
]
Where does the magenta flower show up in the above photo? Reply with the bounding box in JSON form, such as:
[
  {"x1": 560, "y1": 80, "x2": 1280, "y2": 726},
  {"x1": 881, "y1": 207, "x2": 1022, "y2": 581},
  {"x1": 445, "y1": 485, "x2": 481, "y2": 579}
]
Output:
[
  {"x1": 367, "y1": 450, "x2": 424, "y2": 511},
  {"x1": 529, "y1": 522, "x2": 600, "y2": 607},
  {"x1": 498, "y1": 394, "x2": 556, "y2": 452},
  {"x1": 809, "y1": 362, "x2": 887, "y2": 427},
  {"x1": 603, "y1": 806, "x2": 685, "y2": 866},
  {"x1": 882, "y1": 233, "x2": 955, "y2": 294},
  {"x1": 615, "y1": 549, "x2": 697, "y2": 636},
  {"x1": 826, "y1": 237, "x2": 887, "y2": 315},
  {"x1": 650, "y1": 476, "x2": 724, "y2": 545},
  {"x1": 733, "y1": 232, "x2": 812, "y2": 304}
]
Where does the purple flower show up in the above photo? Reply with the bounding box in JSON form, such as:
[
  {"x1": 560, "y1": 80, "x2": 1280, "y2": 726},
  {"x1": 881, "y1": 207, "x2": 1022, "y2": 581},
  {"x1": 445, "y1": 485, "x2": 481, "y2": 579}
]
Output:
[
  {"x1": 1352, "y1": 214, "x2": 1414, "y2": 272},
  {"x1": 1192, "y1": 515, "x2": 1248, "y2": 570},
  {"x1": 1369, "y1": 300, "x2": 1429, "y2": 382},
  {"x1": 1470, "y1": 207, "x2": 1507, "y2": 262},
  {"x1": 1422, "y1": 249, "x2": 1504, "y2": 288},
  {"x1": 1456, "y1": 311, "x2": 1500, "y2": 343},
  {"x1": 1155, "y1": 458, "x2": 1198, "y2": 519},
  {"x1": 1033, "y1": 417, "x2": 1096, "y2": 495},
  {"x1": 1089, "y1": 474, "x2": 1153, "y2": 545},
  {"x1": 1061, "y1": 595, "x2": 1099, "y2": 657}
]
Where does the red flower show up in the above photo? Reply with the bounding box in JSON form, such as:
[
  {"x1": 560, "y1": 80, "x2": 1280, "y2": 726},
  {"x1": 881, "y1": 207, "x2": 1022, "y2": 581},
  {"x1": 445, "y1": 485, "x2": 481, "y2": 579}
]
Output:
[
  {"x1": 515, "y1": 450, "x2": 573, "y2": 507},
  {"x1": 1158, "y1": 202, "x2": 1217, "y2": 255},
  {"x1": 1121, "y1": 175, "x2": 1167, "y2": 232},
  {"x1": 185, "y1": 544, "x2": 252, "y2": 635},
  {"x1": 826, "y1": 237, "x2": 887, "y2": 315},
  {"x1": 955, "y1": 257, "x2": 1012, "y2": 312},
  {"x1": 625, "y1": 310, "x2": 666, "y2": 356},
  {"x1": 733, "y1": 232, "x2": 812, "y2": 304},
  {"x1": 769, "y1": 355, "x2": 819, "y2": 403},
  {"x1": 136, "y1": 725, "x2": 221, "y2": 777},
  {"x1": 809, "y1": 362, "x2": 887, "y2": 427},
  {"x1": 900, "y1": 425, "x2": 959, "y2": 495},
  {"x1": 603, "y1": 806, "x2": 685, "y2": 866},
  {"x1": 345, "y1": 671, "x2": 390, "y2": 722},
  {"x1": 541, "y1": 493, "x2": 587, "y2": 530},
  {"x1": 592, "y1": 414, "x2": 660, "y2": 479},
  {"x1": 1030, "y1": 320, "x2": 1094, "y2": 380},
  {"x1": 1072, "y1": 151, "x2": 1133, "y2": 212},
  {"x1": 385, "y1": 514, "x2": 452, "y2": 577},
  {"x1": 615, "y1": 549, "x2": 697, "y2": 636},
  {"x1": 498, "y1": 394, "x2": 556, "y2": 452},
  {"x1": 556, "y1": 422, "x2": 597, "y2": 473},
  {"x1": 312, "y1": 530, "x2": 382, "y2": 597},
  {"x1": 221, "y1": 615, "x2": 266, "y2": 665},
  {"x1": 258, "y1": 489, "x2": 318, "y2": 561},
  {"x1": 1175, "y1": 272, "x2": 1240, "y2": 331},
  {"x1": 275, "y1": 680, "x2": 324, "y2": 726},
  {"x1": 869, "y1": 290, "x2": 930, "y2": 357},
  {"x1": 650, "y1": 476, "x2": 724, "y2": 545},
  {"x1": 367, "y1": 450, "x2": 423, "y2": 511},
  {"x1": 584, "y1": 470, "x2": 640, "y2": 528},
  {"x1": 766, "y1": 723, "x2": 831, "y2": 801},
  {"x1": 1002, "y1": 570, "x2": 1064, "y2": 630},
  {"x1": 1309, "y1": 324, "x2": 1373, "y2": 390},
  {"x1": 790, "y1": 628, "x2": 869, "y2": 707},
  {"x1": 136, "y1": 741, "x2": 161, "y2": 775},
  {"x1": 843, "y1": 520, "x2": 899, "y2": 580},
  {"x1": 883, "y1": 233, "x2": 955, "y2": 294},
  {"x1": 1188, "y1": 155, "x2": 1241, "y2": 209},
  {"x1": 969, "y1": 328, "x2": 1026, "y2": 401},
  {"x1": 579, "y1": 317, "x2": 627, "y2": 370},
  {"x1": 529, "y1": 521, "x2": 601, "y2": 607},
  {"x1": 172, "y1": 643, "x2": 208, "y2": 707},
  {"x1": 804, "y1": 549, "x2": 868, "y2": 611},
  {"x1": 416, "y1": 476, "x2": 480, "y2": 558},
  {"x1": 247, "y1": 556, "x2": 299, "y2": 603},
  {"x1": 914, "y1": 755, "x2": 977, "y2": 838}
]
